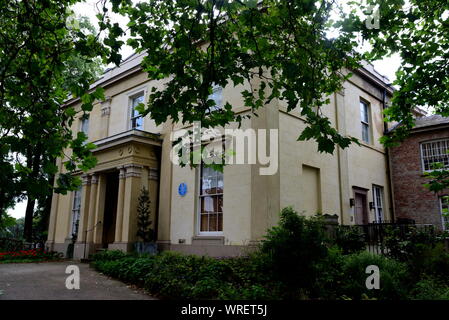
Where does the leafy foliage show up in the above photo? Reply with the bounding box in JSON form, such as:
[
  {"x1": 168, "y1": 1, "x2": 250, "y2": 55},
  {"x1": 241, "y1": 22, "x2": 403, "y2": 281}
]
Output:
[
  {"x1": 92, "y1": 207, "x2": 449, "y2": 300},
  {"x1": 0, "y1": 0, "x2": 107, "y2": 239},
  {"x1": 343, "y1": 0, "x2": 449, "y2": 145},
  {"x1": 101, "y1": 0, "x2": 362, "y2": 156},
  {"x1": 334, "y1": 225, "x2": 367, "y2": 254},
  {"x1": 338, "y1": 251, "x2": 409, "y2": 300},
  {"x1": 260, "y1": 207, "x2": 328, "y2": 298},
  {"x1": 136, "y1": 187, "x2": 154, "y2": 243}
]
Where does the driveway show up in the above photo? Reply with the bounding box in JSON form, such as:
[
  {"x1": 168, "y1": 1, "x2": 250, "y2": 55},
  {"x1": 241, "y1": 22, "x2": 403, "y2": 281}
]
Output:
[{"x1": 0, "y1": 261, "x2": 155, "y2": 300}]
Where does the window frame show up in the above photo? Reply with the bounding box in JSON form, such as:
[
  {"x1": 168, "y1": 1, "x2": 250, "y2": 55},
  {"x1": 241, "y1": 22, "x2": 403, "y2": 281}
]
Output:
[
  {"x1": 70, "y1": 188, "x2": 82, "y2": 239},
  {"x1": 127, "y1": 87, "x2": 147, "y2": 131},
  {"x1": 360, "y1": 99, "x2": 371, "y2": 144},
  {"x1": 439, "y1": 196, "x2": 449, "y2": 231},
  {"x1": 372, "y1": 185, "x2": 384, "y2": 223},
  {"x1": 420, "y1": 138, "x2": 449, "y2": 172},
  {"x1": 196, "y1": 161, "x2": 224, "y2": 236}
]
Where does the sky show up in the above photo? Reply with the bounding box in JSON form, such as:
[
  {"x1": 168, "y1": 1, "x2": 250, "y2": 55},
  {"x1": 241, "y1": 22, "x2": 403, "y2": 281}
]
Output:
[{"x1": 7, "y1": 0, "x2": 401, "y2": 219}]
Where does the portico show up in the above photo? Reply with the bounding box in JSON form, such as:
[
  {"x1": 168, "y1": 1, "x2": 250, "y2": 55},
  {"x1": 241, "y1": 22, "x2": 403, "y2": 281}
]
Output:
[{"x1": 46, "y1": 130, "x2": 161, "y2": 259}]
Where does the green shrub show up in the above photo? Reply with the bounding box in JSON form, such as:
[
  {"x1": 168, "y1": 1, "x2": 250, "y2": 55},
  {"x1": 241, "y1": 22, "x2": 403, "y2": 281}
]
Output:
[
  {"x1": 91, "y1": 249, "x2": 127, "y2": 262},
  {"x1": 313, "y1": 246, "x2": 346, "y2": 299},
  {"x1": 334, "y1": 225, "x2": 366, "y2": 254},
  {"x1": 408, "y1": 276, "x2": 449, "y2": 300},
  {"x1": 384, "y1": 226, "x2": 439, "y2": 262},
  {"x1": 339, "y1": 251, "x2": 409, "y2": 300},
  {"x1": 260, "y1": 207, "x2": 329, "y2": 298},
  {"x1": 407, "y1": 243, "x2": 449, "y2": 279}
]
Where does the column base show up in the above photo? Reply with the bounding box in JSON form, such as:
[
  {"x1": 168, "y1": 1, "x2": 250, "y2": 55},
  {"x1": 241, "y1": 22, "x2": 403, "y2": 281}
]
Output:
[
  {"x1": 108, "y1": 242, "x2": 133, "y2": 252},
  {"x1": 45, "y1": 240, "x2": 55, "y2": 252},
  {"x1": 73, "y1": 242, "x2": 95, "y2": 260}
]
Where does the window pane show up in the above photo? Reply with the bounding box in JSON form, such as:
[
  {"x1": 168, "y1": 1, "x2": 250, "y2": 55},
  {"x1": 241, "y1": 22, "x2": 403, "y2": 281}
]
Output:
[
  {"x1": 360, "y1": 101, "x2": 369, "y2": 123},
  {"x1": 208, "y1": 85, "x2": 223, "y2": 111},
  {"x1": 135, "y1": 116, "x2": 143, "y2": 129},
  {"x1": 217, "y1": 195, "x2": 223, "y2": 213},
  {"x1": 201, "y1": 196, "x2": 215, "y2": 213},
  {"x1": 200, "y1": 214, "x2": 209, "y2": 232},
  {"x1": 421, "y1": 140, "x2": 449, "y2": 171},
  {"x1": 71, "y1": 188, "x2": 82, "y2": 237},
  {"x1": 132, "y1": 95, "x2": 144, "y2": 107},
  {"x1": 362, "y1": 123, "x2": 370, "y2": 143},
  {"x1": 209, "y1": 214, "x2": 218, "y2": 232},
  {"x1": 199, "y1": 163, "x2": 223, "y2": 232}
]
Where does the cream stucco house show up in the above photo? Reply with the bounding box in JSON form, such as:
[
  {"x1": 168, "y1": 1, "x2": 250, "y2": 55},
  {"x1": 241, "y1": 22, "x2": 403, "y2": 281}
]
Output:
[{"x1": 45, "y1": 53, "x2": 395, "y2": 259}]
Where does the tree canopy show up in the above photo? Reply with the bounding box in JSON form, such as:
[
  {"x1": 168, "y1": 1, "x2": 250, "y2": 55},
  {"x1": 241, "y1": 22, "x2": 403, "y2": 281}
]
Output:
[
  {"x1": 101, "y1": 0, "x2": 363, "y2": 154},
  {"x1": 344, "y1": 0, "x2": 449, "y2": 145},
  {"x1": 0, "y1": 0, "x2": 107, "y2": 239}
]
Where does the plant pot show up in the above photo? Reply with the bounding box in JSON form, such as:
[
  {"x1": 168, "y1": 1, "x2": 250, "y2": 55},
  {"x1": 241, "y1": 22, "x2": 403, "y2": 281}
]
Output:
[{"x1": 134, "y1": 242, "x2": 158, "y2": 255}]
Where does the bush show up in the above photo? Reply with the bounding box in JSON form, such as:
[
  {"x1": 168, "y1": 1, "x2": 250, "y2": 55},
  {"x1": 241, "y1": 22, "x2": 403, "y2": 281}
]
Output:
[
  {"x1": 92, "y1": 250, "x2": 279, "y2": 300},
  {"x1": 384, "y1": 227, "x2": 449, "y2": 279},
  {"x1": 260, "y1": 207, "x2": 329, "y2": 298},
  {"x1": 91, "y1": 249, "x2": 127, "y2": 262},
  {"x1": 384, "y1": 226, "x2": 439, "y2": 262},
  {"x1": 408, "y1": 276, "x2": 449, "y2": 300},
  {"x1": 338, "y1": 251, "x2": 409, "y2": 300},
  {"x1": 407, "y1": 243, "x2": 449, "y2": 279},
  {"x1": 334, "y1": 225, "x2": 366, "y2": 254}
]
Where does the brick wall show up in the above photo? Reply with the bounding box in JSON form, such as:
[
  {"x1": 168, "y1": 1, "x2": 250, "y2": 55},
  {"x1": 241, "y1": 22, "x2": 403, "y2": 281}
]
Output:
[{"x1": 390, "y1": 129, "x2": 449, "y2": 229}]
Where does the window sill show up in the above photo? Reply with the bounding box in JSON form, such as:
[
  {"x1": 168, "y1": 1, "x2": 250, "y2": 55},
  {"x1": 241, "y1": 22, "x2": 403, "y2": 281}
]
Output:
[{"x1": 192, "y1": 236, "x2": 225, "y2": 246}]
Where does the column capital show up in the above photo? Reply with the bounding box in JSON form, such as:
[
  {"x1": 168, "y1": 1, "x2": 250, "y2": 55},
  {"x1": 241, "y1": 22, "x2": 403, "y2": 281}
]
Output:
[
  {"x1": 101, "y1": 96, "x2": 112, "y2": 117},
  {"x1": 81, "y1": 174, "x2": 91, "y2": 186},
  {"x1": 149, "y1": 167, "x2": 159, "y2": 180},
  {"x1": 89, "y1": 173, "x2": 99, "y2": 185},
  {"x1": 124, "y1": 164, "x2": 143, "y2": 178},
  {"x1": 117, "y1": 166, "x2": 126, "y2": 179}
]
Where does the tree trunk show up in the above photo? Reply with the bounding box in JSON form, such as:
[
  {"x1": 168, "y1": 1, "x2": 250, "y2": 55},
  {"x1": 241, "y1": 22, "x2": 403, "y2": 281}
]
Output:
[
  {"x1": 23, "y1": 196, "x2": 35, "y2": 242},
  {"x1": 23, "y1": 144, "x2": 42, "y2": 242}
]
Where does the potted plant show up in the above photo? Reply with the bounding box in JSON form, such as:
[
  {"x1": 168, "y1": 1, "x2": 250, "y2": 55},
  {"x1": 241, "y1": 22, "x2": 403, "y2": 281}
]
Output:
[{"x1": 135, "y1": 186, "x2": 157, "y2": 255}]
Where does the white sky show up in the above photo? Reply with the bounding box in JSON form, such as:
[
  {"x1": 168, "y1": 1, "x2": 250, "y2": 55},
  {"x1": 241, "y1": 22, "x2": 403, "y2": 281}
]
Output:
[{"x1": 7, "y1": 0, "x2": 401, "y2": 219}]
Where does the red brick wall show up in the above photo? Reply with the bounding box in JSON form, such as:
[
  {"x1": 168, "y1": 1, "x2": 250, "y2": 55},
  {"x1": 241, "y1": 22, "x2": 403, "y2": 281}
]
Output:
[{"x1": 390, "y1": 129, "x2": 449, "y2": 229}]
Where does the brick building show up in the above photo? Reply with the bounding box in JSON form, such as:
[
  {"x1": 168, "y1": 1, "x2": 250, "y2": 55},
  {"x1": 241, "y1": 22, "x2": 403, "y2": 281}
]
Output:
[{"x1": 390, "y1": 115, "x2": 449, "y2": 230}]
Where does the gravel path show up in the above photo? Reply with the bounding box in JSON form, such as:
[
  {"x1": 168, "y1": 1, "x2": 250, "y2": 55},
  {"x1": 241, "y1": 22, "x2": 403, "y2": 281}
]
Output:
[{"x1": 0, "y1": 261, "x2": 155, "y2": 300}]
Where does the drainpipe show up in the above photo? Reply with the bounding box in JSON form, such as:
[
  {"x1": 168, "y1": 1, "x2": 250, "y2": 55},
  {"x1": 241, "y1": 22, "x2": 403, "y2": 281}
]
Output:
[{"x1": 383, "y1": 87, "x2": 395, "y2": 222}]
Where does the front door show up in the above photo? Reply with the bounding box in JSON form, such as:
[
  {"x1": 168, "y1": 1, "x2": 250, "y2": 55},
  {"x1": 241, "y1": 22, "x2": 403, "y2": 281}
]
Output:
[
  {"x1": 102, "y1": 171, "x2": 119, "y2": 247},
  {"x1": 354, "y1": 191, "x2": 369, "y2": 225}
]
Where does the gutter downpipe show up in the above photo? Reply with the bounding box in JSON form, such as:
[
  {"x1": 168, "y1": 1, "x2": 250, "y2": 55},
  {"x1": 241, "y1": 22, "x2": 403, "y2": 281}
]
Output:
[{"x1": 383, "y1": 86, "x2": 396, "y2": 222}]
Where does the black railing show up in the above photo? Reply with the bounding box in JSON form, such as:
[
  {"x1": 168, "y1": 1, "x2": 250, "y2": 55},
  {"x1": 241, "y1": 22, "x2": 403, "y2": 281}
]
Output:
[{"x1": 353, "y1": 221, "x2": 435, "y2": 255}]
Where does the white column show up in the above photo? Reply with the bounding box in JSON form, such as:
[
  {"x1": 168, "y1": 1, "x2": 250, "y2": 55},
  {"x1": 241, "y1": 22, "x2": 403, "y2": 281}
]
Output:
[
  {"x1": 76, "y1": 175, "x2": 91, "y2": 243},
  {"x1": 86, "y1": 174, "x2": 99, "y2": 243},
  {"x1": 114, "y1": 167, "x2": 126, "y2": 243}
]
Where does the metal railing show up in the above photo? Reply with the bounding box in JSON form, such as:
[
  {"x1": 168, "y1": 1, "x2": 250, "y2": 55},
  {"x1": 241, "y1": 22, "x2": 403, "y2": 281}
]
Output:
[{"x1": 353, "y1": 221, "x2": 435, "y2": 255}]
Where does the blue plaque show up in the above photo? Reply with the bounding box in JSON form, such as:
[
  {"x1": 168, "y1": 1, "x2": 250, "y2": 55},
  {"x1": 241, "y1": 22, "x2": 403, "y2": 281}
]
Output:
[{"x1": 178, "y1": 183, "x2": 187, "y2": 196}]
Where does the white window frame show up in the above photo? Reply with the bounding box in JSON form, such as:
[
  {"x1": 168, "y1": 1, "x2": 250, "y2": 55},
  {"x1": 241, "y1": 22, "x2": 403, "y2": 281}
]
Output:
[
  {"x1": 360, "y1": 100, "x2": 371, "y2": 144},
  {"x1": 70, "y1": 188, "x2": 82, "y2": 238},
  {"x1": 372, "y1": 185, "x2": 384, "y2": 222},
  {"x1": 127, "y1": 86, "x2": 147, "y2": 131},
  {"x1": 420, "y1": 138, "x2": 449, "y2": 172},
  {"x1": 197, "y1": 161, "x2": 224, "y2": 236},
  {"x1": 439, "y1": 196, "x2": 449, "y2": 231}
]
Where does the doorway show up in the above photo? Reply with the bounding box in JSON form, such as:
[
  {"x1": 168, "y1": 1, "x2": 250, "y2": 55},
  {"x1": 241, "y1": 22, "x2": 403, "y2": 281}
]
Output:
[
  {"x1": 102, "y1": 171, "x2": 119, "y2": 248},
  {"x1": 354, "y1": 188, "x2": 369, "y2": 225}
]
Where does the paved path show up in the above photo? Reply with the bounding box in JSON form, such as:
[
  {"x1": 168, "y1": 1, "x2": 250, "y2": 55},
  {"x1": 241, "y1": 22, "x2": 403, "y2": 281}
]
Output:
[{"x1": 0, "y1": 261, "x2": 155, "y2": 300}]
